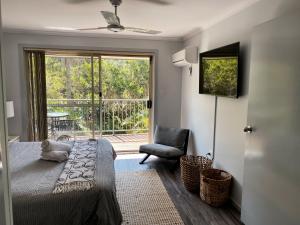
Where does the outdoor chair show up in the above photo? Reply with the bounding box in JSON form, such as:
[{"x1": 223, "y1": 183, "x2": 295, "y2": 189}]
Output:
[
  {"x1": 48, "y1": 119, "x2": 79, "y2": 139},
  {"x1": 56, "y1": 135, "x2": 72, "y2": 141},
  {"x1": 139, "y1": 125, "x2": 190, "y2": 164},
  {"x1": 53, "y1": 119, "x2": 77, "y2": 131}
]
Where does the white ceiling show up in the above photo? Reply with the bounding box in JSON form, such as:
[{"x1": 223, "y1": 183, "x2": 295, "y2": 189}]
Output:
[{"x1": 2, "y1": 0, "x2": 259, "y2": 40}]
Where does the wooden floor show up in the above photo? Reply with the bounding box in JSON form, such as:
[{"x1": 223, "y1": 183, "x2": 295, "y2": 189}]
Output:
[{"x1": 115, "y1": 155, "x2": 242, "y2": 225}]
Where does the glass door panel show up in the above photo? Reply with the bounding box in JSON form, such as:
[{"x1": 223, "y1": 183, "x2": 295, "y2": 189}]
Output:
[
  {"x1": 46, "y1": 55, "x2": 93, "y2": 140},
  {"x1": 100, "y1": 55, "x2": 150, "y2": 152}
]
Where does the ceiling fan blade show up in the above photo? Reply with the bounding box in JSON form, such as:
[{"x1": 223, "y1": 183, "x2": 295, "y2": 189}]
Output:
[
  {"x1": 63, "y1": 0, "x2": 97, "y2": 4},
  {"x1": 77, "y1": 27, "x2": 108, "y2": 31},
  {"x1": 101, "y1": 11, "x2": 120, "y2": 25},
  {"x1": 137, "y1": 0, "x2": 171, "y2": 5},
  {"x1": 125, "y1": 27, "x2": 161, "y2": 35}
]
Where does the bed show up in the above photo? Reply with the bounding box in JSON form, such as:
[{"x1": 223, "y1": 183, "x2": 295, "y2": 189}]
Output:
[{"x1": 9, "y1": 139, "x2": 122, "y2": 225}]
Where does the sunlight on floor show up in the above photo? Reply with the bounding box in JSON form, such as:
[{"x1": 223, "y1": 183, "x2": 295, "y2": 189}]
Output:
[
  {"x1": 115, "y1": 153, "x2": 158, "y2": 160},
  {"x1": 115, "y1": 153, "x2": 146, "y2": 160}
]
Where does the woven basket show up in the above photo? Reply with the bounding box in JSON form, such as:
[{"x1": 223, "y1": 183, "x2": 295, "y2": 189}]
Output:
[
  {"x1": 200, "y1": 168, "x2": 232, "y2": 207},
  {"x1": 180, "y1": 155, "x2": 213, "y2": 192}
]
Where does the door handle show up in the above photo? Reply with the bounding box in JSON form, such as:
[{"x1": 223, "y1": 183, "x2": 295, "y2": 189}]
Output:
[
  {"x1": 243, "y1": 125, "x2": 253, "y2": 133},
  {"x1": 147, "y1": 100, "x2": 152, "y2": 109}
]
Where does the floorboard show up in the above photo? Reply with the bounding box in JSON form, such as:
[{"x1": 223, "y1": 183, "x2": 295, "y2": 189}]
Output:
[{"x1": 115, "y1": 155, "x2": 242, "y2": 225}]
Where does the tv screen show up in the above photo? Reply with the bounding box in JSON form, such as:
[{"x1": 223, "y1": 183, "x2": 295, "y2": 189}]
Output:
[{"x1": 199, "y1": 42, "x2": 240, "y2": 98}]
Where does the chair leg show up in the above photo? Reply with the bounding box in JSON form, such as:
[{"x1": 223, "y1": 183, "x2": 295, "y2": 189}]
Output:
[
  {"x1": 139, "y1": 154, "x2": 150, "y2": 164},
  {"x1": 176, "y1": 158, "x2": 180, "y2": 166},
  {"x1": 171, "y1": 158, "x2": 180, "y2": 171}
]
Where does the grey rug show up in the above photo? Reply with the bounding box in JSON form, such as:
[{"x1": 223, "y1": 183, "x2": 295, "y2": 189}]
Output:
[{"x1": 116, "y1": 169, "x2": 184, "y2": 225}]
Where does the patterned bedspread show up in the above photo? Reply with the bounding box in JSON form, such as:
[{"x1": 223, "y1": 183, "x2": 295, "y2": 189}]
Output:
[
  {"x1": 9, "y1": 139, "x2": 122, "y2": 225},
  {"x1": 53, "y1": 140, "x2": 97, "y2": 194}
]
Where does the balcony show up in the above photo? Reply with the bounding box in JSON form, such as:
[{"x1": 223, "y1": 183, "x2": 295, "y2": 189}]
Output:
[{"x1": 47, "y1": 98, "x2": 149, "y2": 153}]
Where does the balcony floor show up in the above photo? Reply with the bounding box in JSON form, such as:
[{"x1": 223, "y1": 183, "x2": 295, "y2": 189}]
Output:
[
  {"x1": 52, "y1": 133, "x2": 148, "y2": 154},
  {"x1": 102, "y1": 133, "x2": 148, "y2": 154}
]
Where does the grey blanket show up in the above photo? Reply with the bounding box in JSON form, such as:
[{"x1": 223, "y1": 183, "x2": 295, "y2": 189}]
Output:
[{"x1": 9, "y1": 139, "x2": 122, "y2": 225}]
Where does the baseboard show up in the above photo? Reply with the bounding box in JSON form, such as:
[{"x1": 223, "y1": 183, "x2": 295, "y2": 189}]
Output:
[
  {"x1": 229, "y1": 199, "x2": 243, "y2": 224},
  {"x1": 230, "y1": 199, "x2": 241, "y2": 213}
]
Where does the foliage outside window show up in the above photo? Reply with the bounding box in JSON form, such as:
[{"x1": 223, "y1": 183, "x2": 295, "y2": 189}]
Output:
[{"x1": 46, "y1": 55, "x2": 150, "y2": 136}]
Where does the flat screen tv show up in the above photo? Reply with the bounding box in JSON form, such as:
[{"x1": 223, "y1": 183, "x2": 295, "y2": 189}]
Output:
[{"x1": 199, "y1": 42, "x2": 240, "y2": 98}]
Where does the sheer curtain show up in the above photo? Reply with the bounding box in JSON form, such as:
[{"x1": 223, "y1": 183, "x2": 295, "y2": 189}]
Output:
[{"x1": 25, "y1": 50, "x2": 48, "y2": 141}]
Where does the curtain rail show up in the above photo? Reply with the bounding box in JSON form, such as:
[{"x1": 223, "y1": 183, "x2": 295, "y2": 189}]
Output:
[{"x1": 23, "y1": 47, "x2": 154, "y2": 58}]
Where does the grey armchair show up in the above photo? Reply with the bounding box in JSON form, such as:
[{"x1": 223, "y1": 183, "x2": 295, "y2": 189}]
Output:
[{"x1": 139, "y1": 125, "x2": 190, "y2": 164}]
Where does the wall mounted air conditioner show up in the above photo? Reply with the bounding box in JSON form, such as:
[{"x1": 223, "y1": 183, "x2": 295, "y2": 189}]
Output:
[{"x1": 172, "y1": 46, "x2": 198, "y2": 67}]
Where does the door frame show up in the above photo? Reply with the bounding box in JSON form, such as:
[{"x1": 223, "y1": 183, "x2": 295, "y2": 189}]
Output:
[
  {"x1": 41, "y1": 49, "x2": 155, "y2": 142},
  {"x1": 93, "y1": 53, "x2": 154, "y2": 143},
  {"x1": 0, "y1": 64, "x2": 13, "y2": 225},
  {"x1": 0, "y1": 3, "x2": 14, "y2": 222}
]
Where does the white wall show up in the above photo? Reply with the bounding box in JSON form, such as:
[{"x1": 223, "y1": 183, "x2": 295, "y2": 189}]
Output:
[
  {"x1": 2, "y1": 33, "x2": 182, "y2": 139},
  {"x1": 181, "y1": 0, "x2": 300, "y2": 207}
]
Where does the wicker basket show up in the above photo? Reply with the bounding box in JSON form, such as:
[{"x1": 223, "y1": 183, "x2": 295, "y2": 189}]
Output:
[
  {"x1": 200, "y1": 169, "x2": 232, "y2": 207},
  {"x1": 180, "y1": 155, "x2": 213, "y2": 192}
]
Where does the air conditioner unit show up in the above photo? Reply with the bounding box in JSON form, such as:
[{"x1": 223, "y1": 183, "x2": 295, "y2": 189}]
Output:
[{"x1": 172, "y1": 46, "x2": 198, "y2": 67}]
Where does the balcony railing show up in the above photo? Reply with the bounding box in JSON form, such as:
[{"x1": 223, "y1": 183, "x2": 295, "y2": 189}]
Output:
[{"x1": 47, "y1": 99, "x2": 149, "y2": 136}]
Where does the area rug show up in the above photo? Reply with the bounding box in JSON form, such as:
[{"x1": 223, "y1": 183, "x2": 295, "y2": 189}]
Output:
[{"x1": 116, "y1": 170, "x2": 184, "y2": 225}]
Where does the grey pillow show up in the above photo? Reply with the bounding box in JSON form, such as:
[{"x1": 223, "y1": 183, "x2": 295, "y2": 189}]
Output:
[{"x1": 154, "y1": 125, "x2": 189, "y2": 152}]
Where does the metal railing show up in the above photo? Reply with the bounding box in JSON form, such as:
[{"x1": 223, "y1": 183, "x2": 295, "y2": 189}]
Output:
[{"x1": 47, "y1": 98, "x2": 149, "y2": 135}]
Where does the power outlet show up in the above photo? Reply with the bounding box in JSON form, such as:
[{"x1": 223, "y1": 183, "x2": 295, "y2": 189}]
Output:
[{"x1": 206, "y1": 149, "x2": 213, "y2": 159}]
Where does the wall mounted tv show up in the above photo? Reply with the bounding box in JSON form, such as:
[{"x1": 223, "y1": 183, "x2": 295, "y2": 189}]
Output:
[{"x1": 199, "y1": 42, "x2": 240, "y2": 98}]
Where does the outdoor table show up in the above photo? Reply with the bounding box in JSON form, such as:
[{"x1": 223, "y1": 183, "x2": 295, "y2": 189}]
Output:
[{"x1": 47, "y1": 112, "x2": 69, "y2": 137}]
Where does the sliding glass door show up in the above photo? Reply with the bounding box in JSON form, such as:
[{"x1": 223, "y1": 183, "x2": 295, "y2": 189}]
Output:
[
  {"x1": 96, "y1": 55, "x2": 150, "y2": 153},
  {"x1": 45, "y1": 52, "x2": 152, "y2": 152}
]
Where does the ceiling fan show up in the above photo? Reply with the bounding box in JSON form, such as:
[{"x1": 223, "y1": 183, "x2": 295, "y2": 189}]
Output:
[
  {"x1": 77, "y1": 0, "x2": 162, "y2": 34},
  {"x1": 65, "y1": 0, "x2": 170, "y2": 6}
]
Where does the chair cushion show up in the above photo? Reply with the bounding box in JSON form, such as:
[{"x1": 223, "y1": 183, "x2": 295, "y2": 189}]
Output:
[
  {"x1": 139, "y1": 144, "x2": 184, "y2": 158},
  {"x1": 154, "y1": 125, "x2": 189, "y2": 152}
]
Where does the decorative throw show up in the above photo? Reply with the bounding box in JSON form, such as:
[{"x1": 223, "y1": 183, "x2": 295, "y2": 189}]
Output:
[{"x1": 53, "y1": 140, "x2": 97, "y2": 194}]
